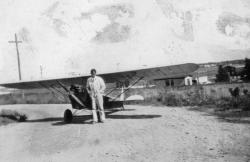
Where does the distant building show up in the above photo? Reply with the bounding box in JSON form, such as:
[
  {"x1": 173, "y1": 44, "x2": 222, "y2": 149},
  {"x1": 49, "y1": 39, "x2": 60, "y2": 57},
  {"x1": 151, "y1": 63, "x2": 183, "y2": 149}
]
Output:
[
  {"x1": 155, "y1": 75, "x2": 194, "y2": 87},
  {"x1": 195, "y1": 76, "x2": 213, "y2": 84},
  {"x1": 223, "y1": 64, "x2": 245, "y2": 82},
  {"x1": 191, "y1": 62, "x2": 245, "y2": 84},
  {"x1": 184, "y1": 76, "x2": 193, "y2": 86},
  {"x1": 192, "y1": 65, "x2": 218, "y2": 85}
]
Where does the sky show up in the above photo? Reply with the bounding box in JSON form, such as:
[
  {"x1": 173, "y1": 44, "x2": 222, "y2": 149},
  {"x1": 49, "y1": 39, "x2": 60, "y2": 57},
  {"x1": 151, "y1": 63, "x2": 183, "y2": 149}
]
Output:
[{"x1": 0, "y1": 0, "x2": 250, "y2": 83}]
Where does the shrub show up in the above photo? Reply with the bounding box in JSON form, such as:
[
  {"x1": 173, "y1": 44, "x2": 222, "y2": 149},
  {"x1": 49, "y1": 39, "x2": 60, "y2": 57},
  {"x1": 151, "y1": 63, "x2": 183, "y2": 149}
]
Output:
[
  {"x1": 160, "y1": 90, "x2": 250, "y2": 111},
  {"x1": 0, "y1": 109, "x2": 27, "y2": 122},
  {"x1": 216, "y1": 65, "x2": 230, "y2": 82},
  {"x1": 243, "y1": 89, "x2": 248, "y2": 95},
  {"x1": 229, "y1": 87, "x2": 240, "y2": 98},
  {"x1": 162, "y1": 93, "x2": 187, "y2": 106},
  {"x1": 214, "y1": 96, "x2": 250, "y2": 110},
  {"x1": 238, "y1": 95, "x2": 250, "y2": 111},
  {"x1": 243, "y1": 58, "x2": 250, "y2": 81},
  {"x1": 215, "y1": 97, "x2": 233, "y2": 109}
]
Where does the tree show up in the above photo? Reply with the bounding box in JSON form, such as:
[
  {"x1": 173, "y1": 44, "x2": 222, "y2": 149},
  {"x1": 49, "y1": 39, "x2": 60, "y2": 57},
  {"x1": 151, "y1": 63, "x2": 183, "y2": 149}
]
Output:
[
  {"x1": 244, "y1": 58, "x2": 250, "y2": 81},
  {"x1": 216, "y1": 65, "x2": 230, "y2": 82}
]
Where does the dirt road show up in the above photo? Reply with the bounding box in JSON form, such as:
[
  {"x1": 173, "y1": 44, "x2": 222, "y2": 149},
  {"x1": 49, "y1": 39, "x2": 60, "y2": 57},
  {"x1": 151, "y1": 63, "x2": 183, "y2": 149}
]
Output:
[{"x1": 0, "y1": 104, "x2": 249, "y2": 162}]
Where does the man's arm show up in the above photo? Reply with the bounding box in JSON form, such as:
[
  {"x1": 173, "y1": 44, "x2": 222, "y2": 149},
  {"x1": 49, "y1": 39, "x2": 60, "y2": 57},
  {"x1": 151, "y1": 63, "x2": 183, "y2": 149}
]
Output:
[
  {"x1": 86, "y1": 78, "x2": 91, "y2": 94},
  {"x1": 99, "y1": 77, "x2": 106, "y2": 94}
]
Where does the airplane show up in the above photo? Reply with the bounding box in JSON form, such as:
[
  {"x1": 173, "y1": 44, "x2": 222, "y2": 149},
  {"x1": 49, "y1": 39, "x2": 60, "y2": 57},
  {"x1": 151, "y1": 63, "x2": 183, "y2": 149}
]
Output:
[{"x1": 0, "y1": 63, "x2": 198, "y2": 123}]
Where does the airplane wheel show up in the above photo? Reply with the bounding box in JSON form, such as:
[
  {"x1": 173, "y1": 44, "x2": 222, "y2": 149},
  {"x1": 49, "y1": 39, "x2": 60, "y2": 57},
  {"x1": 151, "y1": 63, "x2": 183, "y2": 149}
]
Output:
[{"x1": 64, "y1": 109, "x2": 73, "y2": 123}]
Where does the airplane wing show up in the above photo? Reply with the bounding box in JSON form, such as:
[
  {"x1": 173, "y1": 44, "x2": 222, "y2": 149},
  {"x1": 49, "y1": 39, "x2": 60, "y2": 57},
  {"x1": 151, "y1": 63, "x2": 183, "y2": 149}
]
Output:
[{"x1": 0, "y1": 63, "x2": 198, "y2": 89}]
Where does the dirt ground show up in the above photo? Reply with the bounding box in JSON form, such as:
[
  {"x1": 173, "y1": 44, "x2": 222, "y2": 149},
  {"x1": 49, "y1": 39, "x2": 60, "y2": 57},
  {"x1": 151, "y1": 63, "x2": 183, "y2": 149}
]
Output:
[{"x1": 0, "y1": 104, "x2": 249, "y2": 162}]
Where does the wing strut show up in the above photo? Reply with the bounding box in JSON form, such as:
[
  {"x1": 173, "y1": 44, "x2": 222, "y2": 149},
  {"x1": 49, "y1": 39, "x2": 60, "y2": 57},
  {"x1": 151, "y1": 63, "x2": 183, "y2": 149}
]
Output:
[
  {"x1": 50, "y1": 85, "x2": 67, "y2": 96},
  {"x1": 56, "y1": 80, "x2": 70, "y2": 93},
  {"x1": 105, "y1": 87, "x2": 118, "y2": 97},
  {"x1": 111, "y1": 76, "x2": 144, "y2": 101},
  {"x1": 55, "y1": 80, "x2": 86, "y2": 107},
  {"x1": 38, "y1": 82, "x2": 66, "y2": 101}
]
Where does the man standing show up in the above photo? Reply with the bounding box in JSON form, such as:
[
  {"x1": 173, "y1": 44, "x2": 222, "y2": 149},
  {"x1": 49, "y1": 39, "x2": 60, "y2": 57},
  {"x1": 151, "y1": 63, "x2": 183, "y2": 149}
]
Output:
[{"x1": 86, "y1": 69, "x2": 106, "y2": 123}]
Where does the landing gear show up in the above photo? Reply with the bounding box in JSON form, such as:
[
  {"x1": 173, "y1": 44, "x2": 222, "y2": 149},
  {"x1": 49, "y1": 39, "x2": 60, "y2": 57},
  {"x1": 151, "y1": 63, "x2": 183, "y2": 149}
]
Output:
[{"x1": 64, "y1": 109, "x2": 73, "y2": 123}]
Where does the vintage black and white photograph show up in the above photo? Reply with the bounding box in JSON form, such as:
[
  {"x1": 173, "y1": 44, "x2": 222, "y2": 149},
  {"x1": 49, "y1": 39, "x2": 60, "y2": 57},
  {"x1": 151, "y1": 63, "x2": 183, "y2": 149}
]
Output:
[{"x1": 0, "y1": 0, "x2": 250, "y2": 161}]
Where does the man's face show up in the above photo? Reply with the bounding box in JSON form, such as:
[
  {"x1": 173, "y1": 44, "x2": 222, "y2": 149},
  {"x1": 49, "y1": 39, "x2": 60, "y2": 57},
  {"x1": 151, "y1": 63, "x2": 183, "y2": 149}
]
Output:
[{"x1": 91, "y1": 71, "x2": 96, "y2": 78}]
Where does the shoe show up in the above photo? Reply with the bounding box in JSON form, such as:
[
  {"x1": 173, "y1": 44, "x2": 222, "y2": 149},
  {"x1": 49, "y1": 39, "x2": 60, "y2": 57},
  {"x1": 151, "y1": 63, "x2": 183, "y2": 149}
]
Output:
[
  {"x1": 99, "y1": 120, "x2": 105, "y2": 123},
  {"x1": 92, "y1": 121, "x2": 98, "y2": 124}
]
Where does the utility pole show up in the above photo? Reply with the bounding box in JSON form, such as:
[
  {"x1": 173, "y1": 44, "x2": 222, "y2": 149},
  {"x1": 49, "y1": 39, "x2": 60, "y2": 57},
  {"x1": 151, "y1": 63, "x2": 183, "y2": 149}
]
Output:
[{"x1": 8, "y1": 33, "x2": 22, "y2": 81}]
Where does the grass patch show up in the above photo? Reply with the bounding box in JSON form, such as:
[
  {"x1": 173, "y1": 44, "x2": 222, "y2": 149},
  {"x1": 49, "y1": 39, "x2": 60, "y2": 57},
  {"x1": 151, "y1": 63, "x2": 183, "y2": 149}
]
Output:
[
  {"x1": 154, "y1": 91, "x2": 250, "y2": 111},
  {"x1": 125, "y1": 91, "x2": 250, "y2": 110},
  {"x1": 0, "y1": 109, "x2": 27, "y2": 125},
  {"x1": 0, "y1": 92, "x2": 69, "y2": 105}
]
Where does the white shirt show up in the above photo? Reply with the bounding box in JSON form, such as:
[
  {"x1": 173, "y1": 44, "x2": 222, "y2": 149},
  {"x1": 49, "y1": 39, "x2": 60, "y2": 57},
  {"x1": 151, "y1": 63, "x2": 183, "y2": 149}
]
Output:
[{"x1": 86, "y1": 76, "x2": 106, "y2": 97}]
